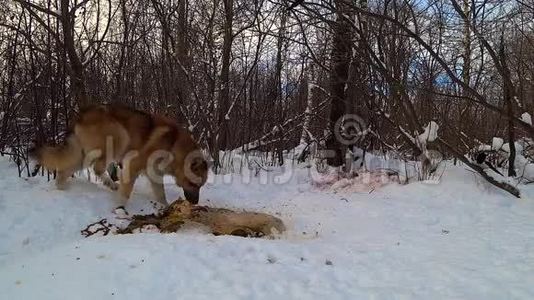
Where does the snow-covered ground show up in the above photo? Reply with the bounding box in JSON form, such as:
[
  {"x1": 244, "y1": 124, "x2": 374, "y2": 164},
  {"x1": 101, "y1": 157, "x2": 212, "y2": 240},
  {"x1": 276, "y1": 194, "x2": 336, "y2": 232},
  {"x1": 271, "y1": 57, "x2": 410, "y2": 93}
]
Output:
[{"x1": 1, "y1": 156, "x2": 534, "y2": 299}]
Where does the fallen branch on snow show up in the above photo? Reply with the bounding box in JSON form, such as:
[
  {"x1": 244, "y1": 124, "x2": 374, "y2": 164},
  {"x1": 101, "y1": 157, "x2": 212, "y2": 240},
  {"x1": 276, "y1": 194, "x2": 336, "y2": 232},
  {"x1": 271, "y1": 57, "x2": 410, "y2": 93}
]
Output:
[{"x1": 438, "y1": 138, "x2": 520, "y2": 198}]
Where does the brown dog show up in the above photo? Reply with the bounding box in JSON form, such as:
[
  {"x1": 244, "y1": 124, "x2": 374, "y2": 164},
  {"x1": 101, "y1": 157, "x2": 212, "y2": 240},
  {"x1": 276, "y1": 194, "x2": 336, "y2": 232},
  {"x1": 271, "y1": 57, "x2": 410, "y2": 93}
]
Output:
[{"x1": 32, "y1": 104, "x2": 208, "y2": 205}]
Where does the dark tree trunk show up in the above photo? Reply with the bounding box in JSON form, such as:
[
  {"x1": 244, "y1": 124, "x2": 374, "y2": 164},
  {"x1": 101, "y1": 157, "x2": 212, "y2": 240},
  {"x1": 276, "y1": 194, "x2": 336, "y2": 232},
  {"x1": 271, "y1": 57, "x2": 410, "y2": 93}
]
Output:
[
  {"x1": 501, "y1": 38, "x2": 517, "y2": 177},
  {"x1": 213, "y1": 0, "x2": 233, "y2": 171},
  {"x1": 326, "y1": 0, "x2": 352, "y2": 167},
  {"x1": 60, "y1": 0, "x2": 89, "y2": 108},
  {"x1": 176, "y1": 0, "x2": 190, "y2": 110}
]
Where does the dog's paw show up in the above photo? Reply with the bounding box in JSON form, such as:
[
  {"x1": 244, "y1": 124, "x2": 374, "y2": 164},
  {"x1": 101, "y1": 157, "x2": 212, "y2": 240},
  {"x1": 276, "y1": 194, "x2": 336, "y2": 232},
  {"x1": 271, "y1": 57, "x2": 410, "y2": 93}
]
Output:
[
  {"x1": 103, "y1": 178, "x2": 119, "y2": 190},
  {"x1": 155, "y1": 195, "x2": 168, "y2": 207},
  {"x1": 55, "y1": 181, "x2": 67, "y2": 190},
  {"x1": 107, "y1": 181, "x2": 119, "y2": 191},
  {"x1": 112, "y1": 190, "x2": 130, "y2": 206},
  {"x1": 112, "y1": 206, "x2": 130, "y2": 220}
]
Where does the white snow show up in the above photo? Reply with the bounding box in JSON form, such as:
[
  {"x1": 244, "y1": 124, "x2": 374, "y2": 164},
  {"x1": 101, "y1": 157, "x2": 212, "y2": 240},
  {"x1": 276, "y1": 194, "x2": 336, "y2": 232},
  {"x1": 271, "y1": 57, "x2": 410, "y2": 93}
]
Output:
[
  {"x1": 418, "y1": 121, "x2": 439, "y2": 145},
  {"x1": 520, "y1": 163, "x2": 534, "y2": 181},
  {"x1": 478, "y1": 144, "x2": 492, "y2": 151},
  {"x1": 1, "y1": 157, "x2": 534, "y2": 299},
  {"x1": 477, "y1": 138, "x2": 534, "y2": 182},
  {"x1": 401, "y1": 122, "x2": 439, "y2": 150},
  {"x1": 492, "y1": 137, "x2": 504, "y2": 150},
  {"x1": 502, "y1": 142, "x2": 524, "y2": 153},
  {"x1": 522, "y1": 112, "x2": 532, "y2": 125}
]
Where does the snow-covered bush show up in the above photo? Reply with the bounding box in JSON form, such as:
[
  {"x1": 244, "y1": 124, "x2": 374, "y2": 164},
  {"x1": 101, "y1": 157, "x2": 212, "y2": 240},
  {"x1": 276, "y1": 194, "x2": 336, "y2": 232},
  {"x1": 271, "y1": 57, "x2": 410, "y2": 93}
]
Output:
[{"x1": 472, "y1": 137, "x2": 534, "y2": 183}]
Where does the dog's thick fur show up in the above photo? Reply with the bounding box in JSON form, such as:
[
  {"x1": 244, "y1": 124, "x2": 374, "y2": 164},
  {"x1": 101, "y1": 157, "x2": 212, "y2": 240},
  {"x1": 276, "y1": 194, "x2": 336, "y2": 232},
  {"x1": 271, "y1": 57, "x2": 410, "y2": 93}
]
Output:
[{"x1": 32, "y1": 104, "x2": 208, "y2": 205}]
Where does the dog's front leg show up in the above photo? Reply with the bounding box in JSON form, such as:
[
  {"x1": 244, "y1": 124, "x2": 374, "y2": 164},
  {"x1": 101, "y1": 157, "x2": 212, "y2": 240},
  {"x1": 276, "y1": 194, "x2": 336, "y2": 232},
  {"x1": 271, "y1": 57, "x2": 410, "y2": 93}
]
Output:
[
  {"x1": 94, "y1": 158, "x2": 119, "y2": 190},
  {"x1": 118, "y1": 152, "x2": 143, "y2": 204},
  {"x1": 118, "y1": 179, "x2": 136, "y2": 203},
  {"x1": 149, "y1": 177, "x2": 167, "y2": 206}
]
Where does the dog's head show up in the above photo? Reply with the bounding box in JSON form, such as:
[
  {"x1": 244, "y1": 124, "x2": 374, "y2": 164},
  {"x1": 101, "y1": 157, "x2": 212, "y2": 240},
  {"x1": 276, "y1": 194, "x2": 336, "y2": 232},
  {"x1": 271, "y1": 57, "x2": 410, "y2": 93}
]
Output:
[{"x1": 171, "y1": 131, "x2": 208, "y2": 204}]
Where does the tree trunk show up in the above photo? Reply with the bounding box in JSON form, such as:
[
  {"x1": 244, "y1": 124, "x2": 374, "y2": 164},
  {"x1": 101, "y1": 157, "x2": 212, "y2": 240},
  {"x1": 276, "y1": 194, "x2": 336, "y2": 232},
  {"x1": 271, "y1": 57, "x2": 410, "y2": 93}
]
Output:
[
  {"x1": 114, "y1": 0, "x2": 129, "y2": 101},
  {"x1": 500, "y1": 37, "x2": 517, "y2": 177},
  {"x1": 274, "y1": 8, "x2": 287, "y2": 165},
  {"x1": 300, "y1": 65, "x2": 315, "y2": 146},
  {"x1": 176, "y1": 0, "x2": 190, "y2": 109},
  {"x1": 325, "y1": 0, "x2": 352, "y2": 167},
  {"x1": 60, "y1": 0, "x2": 89, "y2": 108},
  {"x1": 214, "y1": 0, "x2": 233, "y2": 171}
]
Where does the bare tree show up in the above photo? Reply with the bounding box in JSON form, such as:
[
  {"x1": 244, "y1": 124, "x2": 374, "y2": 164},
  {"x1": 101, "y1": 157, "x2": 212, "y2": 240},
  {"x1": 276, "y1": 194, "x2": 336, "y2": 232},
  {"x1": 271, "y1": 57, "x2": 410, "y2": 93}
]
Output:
[{"x1": 0, "y1": 0, "x2": 533, "y2": 196}]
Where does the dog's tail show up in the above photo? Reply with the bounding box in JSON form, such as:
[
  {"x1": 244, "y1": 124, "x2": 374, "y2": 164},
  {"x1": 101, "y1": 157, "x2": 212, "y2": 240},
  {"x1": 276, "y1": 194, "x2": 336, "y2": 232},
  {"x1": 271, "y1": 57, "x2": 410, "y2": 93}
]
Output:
[{"x1": 30, "y1": 134, "x2": 83, "y2": 172}]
